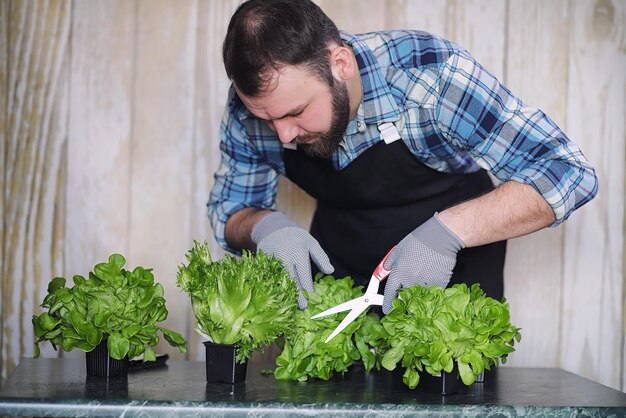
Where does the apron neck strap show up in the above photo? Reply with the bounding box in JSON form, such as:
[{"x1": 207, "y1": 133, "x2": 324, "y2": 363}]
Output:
[{"x1": 378, "y1": 122, "x2": 401, "y2": 144}]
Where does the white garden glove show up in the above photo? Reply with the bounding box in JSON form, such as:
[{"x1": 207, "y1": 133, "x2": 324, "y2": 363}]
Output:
[
  {"x1": 382, "y1": 212, "x2": 465, "y2": 314},
  {"x1": 251, "y1": 211, "x2": 334, "y2": 309}
]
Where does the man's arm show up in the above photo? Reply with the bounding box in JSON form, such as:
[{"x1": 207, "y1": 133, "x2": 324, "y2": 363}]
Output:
[
  {"x1": 208, "y1": 86, "x2": 283, "y2": 254},
  {"x1": 224, "y1": 207, "x2": 273, "y2": 251},
  {"x1": 434, "y1": 50, "x2": 597, "y2": 228},
  {"x1": 381, "y1": 179, "x2": 556, "y2": 313},
  {"x1": 438, "y1": 180, "x2": 555, "y2": 247}
]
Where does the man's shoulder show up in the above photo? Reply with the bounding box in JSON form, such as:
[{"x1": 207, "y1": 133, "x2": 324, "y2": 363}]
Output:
[
  {"x1": 355, "y1": 29, "x2": 462, "y2": 69},
  {"x1": 350, "y1": 30, "x2": 465, "y2": 106},
  {"x1": 225, "y1": 85, "x2": 250, "y2": 120}
]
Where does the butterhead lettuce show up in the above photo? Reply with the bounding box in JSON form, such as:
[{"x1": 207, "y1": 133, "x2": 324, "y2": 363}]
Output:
[
  {"x1": 380, "y1": 283, "x2": 521, "y2": 388},
  {"x1": 32, "y1": 254, "x2": 187, "y2": 361}
]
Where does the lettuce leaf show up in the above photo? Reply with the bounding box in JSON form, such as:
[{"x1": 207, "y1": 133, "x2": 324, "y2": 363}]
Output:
[
  {"x1": 274, "y1": 273, "x2": 387, "y2": 381},
  {"x1": 177, "y1": 241, "x2": 298, "y2": 362},
  {"x1": 32, "y1": 254, "x2": 187, "y2": 360},
  {"x1": 380, "y1": 283, "x2": 521, "y2": 388}
]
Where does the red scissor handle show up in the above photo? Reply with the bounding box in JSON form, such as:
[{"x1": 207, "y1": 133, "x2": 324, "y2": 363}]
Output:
[{"x1": 372, "y1": 246, "x2": 396, "y2": 282}]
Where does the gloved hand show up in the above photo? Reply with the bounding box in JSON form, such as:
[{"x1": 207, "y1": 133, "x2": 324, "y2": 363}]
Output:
[
  {"x1": 251, "y1": 211, "x2": 334, "y2": 309},
  {"x1": 382, "y1": 212, "x2": 465, "y2": 314}
]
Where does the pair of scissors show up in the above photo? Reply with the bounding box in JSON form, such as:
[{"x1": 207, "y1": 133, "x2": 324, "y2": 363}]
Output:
[{"x1": 311, "y1": 246, "x2": 395, "y2": 343}]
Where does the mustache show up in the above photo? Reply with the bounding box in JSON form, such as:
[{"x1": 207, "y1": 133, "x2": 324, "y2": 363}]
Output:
[{"x1": 294, "y1": 133, "x2": 320, "y2": 144}]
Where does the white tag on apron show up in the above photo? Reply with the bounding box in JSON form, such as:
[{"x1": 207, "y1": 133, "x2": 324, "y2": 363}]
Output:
[{"x1": 378, "y1": 122, "x2": 401, "y2": 144}]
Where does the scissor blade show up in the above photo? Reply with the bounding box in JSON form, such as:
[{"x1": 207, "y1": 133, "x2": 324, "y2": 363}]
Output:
[
  {"x1": 310, "y1": 298, "x2": 361, "y2": 319},
  {"x1": 324, "y1": 303, "x2": 367, "y2": 343}
]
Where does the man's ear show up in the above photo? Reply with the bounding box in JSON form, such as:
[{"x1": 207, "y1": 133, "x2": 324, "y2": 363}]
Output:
[{"x1": 330, "y1": 45, "x2": 356, "y2": 81}]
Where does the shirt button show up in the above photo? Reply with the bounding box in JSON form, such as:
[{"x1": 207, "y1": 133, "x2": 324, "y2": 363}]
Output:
[{"x1": 357, "y1": 121, "x2": 365, "y2": 132}]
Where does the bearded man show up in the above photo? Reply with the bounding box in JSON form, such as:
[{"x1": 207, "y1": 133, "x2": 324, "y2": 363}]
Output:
[{"x1": 208, "y1": 0, "x2": 598, "y2": 313}]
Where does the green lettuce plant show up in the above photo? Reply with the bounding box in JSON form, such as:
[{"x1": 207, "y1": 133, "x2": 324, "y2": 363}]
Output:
[
  {"x1": 380, "y1": 283, "x2": 521, "y2": 388},
  {"x1": 176, "y1": 241, "x2": 298, "y2": 362},
  {"x1": 32, "y1": 254, "x2": 187, "y2": 361},
  {"x1": 274, "y1": 273, "x2": 386, "y2": 381}
]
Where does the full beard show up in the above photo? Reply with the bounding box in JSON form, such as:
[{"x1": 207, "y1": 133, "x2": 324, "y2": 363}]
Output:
[{"x1": 296, "y1": 79, "x2": 350, "y2": 159}]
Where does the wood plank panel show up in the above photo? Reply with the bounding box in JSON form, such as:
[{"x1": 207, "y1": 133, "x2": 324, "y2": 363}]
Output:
[
  {"x1": 64, "y1": 0, "x2": 135, "y2": 360},
  {"x1": 502, "y1": 0, "x2": 569, "y2": 368},
  {"x1": 316, "y1": 0, "x2": 387, "y2": 34},
  {"x1": 445, "y1": 0, "x2": 506, "y2": 81},
  {"x1": 0, "y1": 0, "x2": 9, "y2": 385},
  {"x1": 66, "y1": 0, "x2": 134, "y2": 286},
  {"x1": 2, "y1": 0, "x2": 70, "y2": 376},
  {"x1": 561, "y1": 0, "x2": 625, "y2": 390},
  {"x1": 128, "y1": 0, "x2": 198, "y2": 360},
  {"x1": 385, "y1": 0, "x2": 447, "y2": 33},
  {"x1": 189, "y1": 0, "x2": 240, "y2": 361}
]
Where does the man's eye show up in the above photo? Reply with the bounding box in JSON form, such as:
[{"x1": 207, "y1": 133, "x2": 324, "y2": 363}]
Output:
[{"x1": 289, "y1": 109, "x2": 304, "y2": 118}]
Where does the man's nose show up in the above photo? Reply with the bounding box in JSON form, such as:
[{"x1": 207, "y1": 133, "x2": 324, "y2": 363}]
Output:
[{"x1": 271, "y1": 119, "x2": 299, "y2": 144}]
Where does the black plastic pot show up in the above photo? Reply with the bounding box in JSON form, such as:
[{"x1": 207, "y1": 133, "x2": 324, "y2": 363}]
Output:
[
  {"x1": 85, "y1": 340, "x2": 129, "y2": 378},
  {"x1": 419, "y1": 367, "x2": 460, "y2": 395},
  {"x1": 204, "y1": 342, "x2": 248, "y2": 384},
  {"x1": 392, "y1": 365, "x2": 461, "y2": 395}
]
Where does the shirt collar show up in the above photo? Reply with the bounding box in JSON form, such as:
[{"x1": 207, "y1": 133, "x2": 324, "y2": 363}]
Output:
[{"x1": 340, "y1": 30, "x2": 402, "y2": 125}]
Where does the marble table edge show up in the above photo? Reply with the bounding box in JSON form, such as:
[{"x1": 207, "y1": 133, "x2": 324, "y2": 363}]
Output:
[{"x1": 0, "y1": 398, "x2": 624, "y2": 417}]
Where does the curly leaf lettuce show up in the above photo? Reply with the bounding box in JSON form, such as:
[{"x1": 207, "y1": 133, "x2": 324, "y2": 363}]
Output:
[
  {"x1": 177, "y1": 241, "x2": 298, "y2": 362},
  {"x1": 380, "y1": 283, "x2": 521, "y2": 388}
]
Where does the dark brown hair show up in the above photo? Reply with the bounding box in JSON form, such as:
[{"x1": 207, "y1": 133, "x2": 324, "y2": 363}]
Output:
[{"x1": 222, "y1": 0, "x2": 342, "y2": 97}]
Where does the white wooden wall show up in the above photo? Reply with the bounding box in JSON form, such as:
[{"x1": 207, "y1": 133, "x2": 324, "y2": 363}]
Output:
[{"x1": 2, "y1": 0, "x2": 625, "y2": 392}]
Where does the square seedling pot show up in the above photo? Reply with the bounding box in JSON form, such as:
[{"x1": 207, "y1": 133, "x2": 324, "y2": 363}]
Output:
[
  {"x1": 204, "y1": 342, "x2": 248, "y2": 384},
  {"x1": 418, "y1": 368, "x2": 461, "y2": 395},
  {"x1": 392, "y1": 365, "x2": 461, "y2": 395},
  {"x1": 85, "y1": 340, "x2": 129, "y2": 378}
]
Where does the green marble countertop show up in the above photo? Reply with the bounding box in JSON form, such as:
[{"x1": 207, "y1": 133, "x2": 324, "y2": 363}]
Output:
[{"x1": 0, "y1": 358, "x2": 625, "y2": 417}]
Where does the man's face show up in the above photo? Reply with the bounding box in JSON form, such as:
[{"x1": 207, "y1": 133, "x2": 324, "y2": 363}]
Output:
[{"x1": 236, "y1": 65, "x2": 350, "y2": 158}]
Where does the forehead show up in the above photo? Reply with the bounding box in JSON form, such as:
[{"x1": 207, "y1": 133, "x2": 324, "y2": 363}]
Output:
[{"x1": 236, "y1": 66, "x2": 324, "y2": 118}]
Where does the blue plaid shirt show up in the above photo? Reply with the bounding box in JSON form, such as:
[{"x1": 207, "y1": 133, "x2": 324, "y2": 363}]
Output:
[{"x1": 209, "y1": 30, "x2": 598, "y2": 253}]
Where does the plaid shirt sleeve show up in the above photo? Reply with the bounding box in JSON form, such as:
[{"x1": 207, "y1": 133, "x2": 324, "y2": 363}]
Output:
[
  {"x1": 434, "y1": 49, "x2": 598, "y2": 225},
  {"x1": 207, "y1": 91, "x2": 279, "y2": 253}
]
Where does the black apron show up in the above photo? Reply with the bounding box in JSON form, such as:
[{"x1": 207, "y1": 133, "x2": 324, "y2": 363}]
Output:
[{"x1": 283, "y1": 138, "x2": 506, "y2": 300}]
